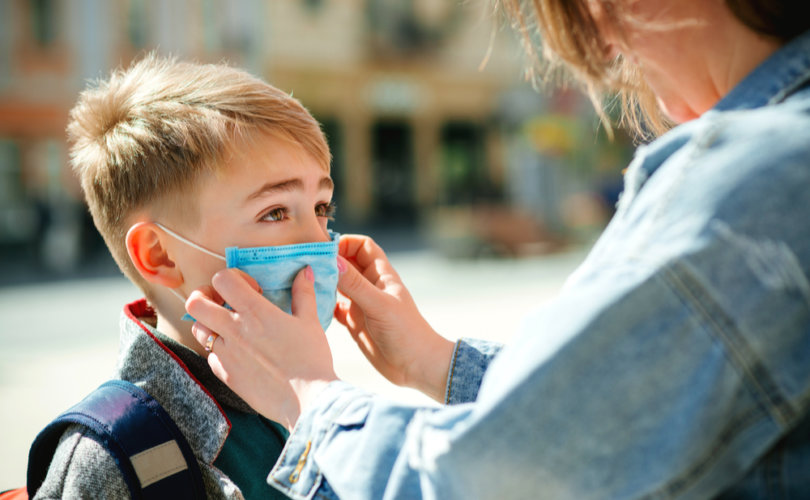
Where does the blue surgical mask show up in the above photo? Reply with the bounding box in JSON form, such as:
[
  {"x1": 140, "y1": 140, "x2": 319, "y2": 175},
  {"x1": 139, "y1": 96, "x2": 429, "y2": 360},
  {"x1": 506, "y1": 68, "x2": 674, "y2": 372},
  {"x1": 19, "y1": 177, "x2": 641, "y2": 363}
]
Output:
[{"x1": 156, "y1": 223, "x2": 339, "y2": 331}]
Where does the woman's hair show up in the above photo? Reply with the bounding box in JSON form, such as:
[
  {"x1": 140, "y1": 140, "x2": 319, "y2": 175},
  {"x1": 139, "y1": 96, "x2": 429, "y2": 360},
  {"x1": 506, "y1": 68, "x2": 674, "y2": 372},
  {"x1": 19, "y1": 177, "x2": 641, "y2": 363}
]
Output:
[
  {"x1": 499, "y1": 0, "x2": 810, "y2": 139},
  {"x1": 726, "y1": 1, "x2": 810, "y2": 41}
]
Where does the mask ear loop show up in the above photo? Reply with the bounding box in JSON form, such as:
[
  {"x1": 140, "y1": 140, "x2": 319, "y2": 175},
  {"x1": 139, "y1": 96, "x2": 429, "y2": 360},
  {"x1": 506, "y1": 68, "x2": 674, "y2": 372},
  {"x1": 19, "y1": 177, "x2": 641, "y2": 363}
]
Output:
[
  {"x1": 168, "y1": 287, "x2": 188, "y2": 305},
  {"x1": 153, "y1": 222, "x2": 227, "y2": 306},
  {"x1": 154, "y1": 222, "x2": 227, "y2": 262}
]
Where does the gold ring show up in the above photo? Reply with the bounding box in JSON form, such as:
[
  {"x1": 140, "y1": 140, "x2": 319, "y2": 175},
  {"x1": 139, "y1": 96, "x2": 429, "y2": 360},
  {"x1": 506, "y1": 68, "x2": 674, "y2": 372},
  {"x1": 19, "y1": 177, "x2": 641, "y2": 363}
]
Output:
[{"x1": 204, "y1": 333, "x2": 218, "y2": 352}]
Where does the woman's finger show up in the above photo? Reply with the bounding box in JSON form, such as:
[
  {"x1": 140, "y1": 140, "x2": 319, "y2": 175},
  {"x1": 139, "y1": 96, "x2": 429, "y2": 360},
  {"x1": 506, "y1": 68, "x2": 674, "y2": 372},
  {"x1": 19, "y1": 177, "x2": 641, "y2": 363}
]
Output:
[
  {"x1": 333, "y1": 302, "x2": 374, "y2": 354},
  {"x1": 191, "y1": 284, "x2": 225, "y2": 305},
  {"x1": 337, "y1": 256, "x2": 391, "y2": 312},
  {"x1": 353, "y1": 330, "x2": 380, "y2": 360},
  {"x1": 211, "y1": 268, "x2": 277, "y2": 319},
  {"x1": 333, "y1": 301, "x2": 350, "y2": 328},
  {"x1": 232, "y1": 268, "x2": 262, "y2": 294},
  {"x1": 205, "y1": 351, "x2": 232, "y2": 387},
  {"x1": 339, "y1": 234, "x2": 383, "y2": 264},
  {"x1": 340, "y1": 235, "x2": 394, "y2": 275},
  {"x1": 334, "y1": 300, "x2": 365, "y2": 333},
  {"x1": 340, "y1": 235, "x2": 404, "y2": 291},
  {"x1": 190, "y1": 321, "x2": 214, "y2": 349},
  {"x1": 186, "y1": 289, "x2": 239, "y2": 337}
]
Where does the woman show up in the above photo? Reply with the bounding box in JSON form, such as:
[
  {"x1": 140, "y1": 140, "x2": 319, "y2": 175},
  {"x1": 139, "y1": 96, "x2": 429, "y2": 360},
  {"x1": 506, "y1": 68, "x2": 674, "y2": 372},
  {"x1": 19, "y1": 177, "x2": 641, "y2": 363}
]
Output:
[{"x1": 187, "y1": 1, "x2": 810, "y2": 498}]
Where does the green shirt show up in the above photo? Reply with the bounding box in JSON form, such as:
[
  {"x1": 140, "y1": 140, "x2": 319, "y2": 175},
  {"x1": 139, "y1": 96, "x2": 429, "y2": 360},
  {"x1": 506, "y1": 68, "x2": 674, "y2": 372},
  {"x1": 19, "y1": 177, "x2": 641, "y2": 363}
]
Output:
[{"x1": 215, "y1": 409, "x2": 290, "y2": 500}]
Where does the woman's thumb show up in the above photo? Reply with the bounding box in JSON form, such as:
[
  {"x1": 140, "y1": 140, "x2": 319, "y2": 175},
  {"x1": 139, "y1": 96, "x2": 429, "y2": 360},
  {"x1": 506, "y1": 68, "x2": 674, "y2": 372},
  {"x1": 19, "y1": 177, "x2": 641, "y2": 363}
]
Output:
[{"x1": 291, "y1": 265, "x2": 318, "y2": 321}]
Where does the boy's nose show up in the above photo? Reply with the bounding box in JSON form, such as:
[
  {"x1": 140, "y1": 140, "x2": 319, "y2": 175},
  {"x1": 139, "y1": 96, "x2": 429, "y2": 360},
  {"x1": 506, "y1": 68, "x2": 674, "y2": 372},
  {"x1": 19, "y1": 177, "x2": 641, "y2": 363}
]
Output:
[{"x1": 297, "y1": 216, "x2": 331, "y2": 244}]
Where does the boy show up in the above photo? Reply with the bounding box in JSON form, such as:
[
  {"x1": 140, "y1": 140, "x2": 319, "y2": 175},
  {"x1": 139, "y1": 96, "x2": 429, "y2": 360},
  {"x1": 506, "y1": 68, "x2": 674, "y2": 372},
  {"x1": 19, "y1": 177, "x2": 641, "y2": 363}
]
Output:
[{"x1": 35, "y1": 53, "x2": 336, "y2": 499}]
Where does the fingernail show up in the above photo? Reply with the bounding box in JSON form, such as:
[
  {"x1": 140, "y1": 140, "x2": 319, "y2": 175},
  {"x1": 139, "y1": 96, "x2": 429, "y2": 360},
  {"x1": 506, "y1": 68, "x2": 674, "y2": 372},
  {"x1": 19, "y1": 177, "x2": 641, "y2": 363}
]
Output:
[
  {"x1": 337, "y1": 256, "x2": 347, "y2": 274},
  {"x1": 305, "y1": 266, "x2": 314, "y2": 283}
]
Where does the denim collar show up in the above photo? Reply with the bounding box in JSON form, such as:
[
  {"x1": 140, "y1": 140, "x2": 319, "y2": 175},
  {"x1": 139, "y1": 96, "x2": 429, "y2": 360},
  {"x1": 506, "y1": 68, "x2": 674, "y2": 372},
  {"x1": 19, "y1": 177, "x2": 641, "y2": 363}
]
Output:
[
  {"x1": 714, "y1": 29, "x2": 810, "y2": 111},
  {"x1": 627, "y1": 29, "x2": 810, "y2": 182}
]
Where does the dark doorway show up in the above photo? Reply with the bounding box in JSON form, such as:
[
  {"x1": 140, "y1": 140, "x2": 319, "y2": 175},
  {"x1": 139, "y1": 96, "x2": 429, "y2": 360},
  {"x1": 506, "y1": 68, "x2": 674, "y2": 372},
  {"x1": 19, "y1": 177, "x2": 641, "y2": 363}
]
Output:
[
  {"x1": 371, "y1": 120, "x2": 416, "y2": 224},
  {"x1": 440, "y1": 121, "x2": 495, "y2": 205}
]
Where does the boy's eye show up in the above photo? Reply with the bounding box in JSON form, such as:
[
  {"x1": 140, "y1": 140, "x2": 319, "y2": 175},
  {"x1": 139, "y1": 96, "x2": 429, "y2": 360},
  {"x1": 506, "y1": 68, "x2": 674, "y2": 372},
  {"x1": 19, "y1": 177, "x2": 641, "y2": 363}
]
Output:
[
  {"x1": 316, "y1": 201, "x2": 336, "y2": 220},
  {"x1": 260, "y1": 207, "x2": 288, "y2": 222}
]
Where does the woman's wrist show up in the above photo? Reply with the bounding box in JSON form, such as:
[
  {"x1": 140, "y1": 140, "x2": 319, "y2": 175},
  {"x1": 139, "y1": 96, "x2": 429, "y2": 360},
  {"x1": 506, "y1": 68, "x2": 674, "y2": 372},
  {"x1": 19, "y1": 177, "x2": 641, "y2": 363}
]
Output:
[
  {"x1": 407, "y1": 332, "x2": 455, "y2": 403},
  {"x1": 283, "y1": 376, "x2": 339, "y2": 430}
]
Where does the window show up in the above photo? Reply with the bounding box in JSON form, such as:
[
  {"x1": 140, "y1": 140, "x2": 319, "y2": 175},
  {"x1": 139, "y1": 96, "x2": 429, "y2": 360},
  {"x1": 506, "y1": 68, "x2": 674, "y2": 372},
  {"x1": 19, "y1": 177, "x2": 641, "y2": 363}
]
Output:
[
  {"x1": 0, "y1": 139, "x2": 38, "y2": 244},
  {"x1": 440, "y1": 122, "x2": 495, "y2": 204},
  {"x1": 31, "y1": 0, "x2": 57, "y2": 47},
  {"x1": 128, "y1": 0, "x2": 149, "y2": 48}
]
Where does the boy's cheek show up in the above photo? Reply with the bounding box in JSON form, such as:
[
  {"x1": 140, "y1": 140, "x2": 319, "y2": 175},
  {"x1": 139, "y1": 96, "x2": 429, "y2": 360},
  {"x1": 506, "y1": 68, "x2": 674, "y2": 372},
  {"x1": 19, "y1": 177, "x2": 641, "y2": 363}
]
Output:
[{"x1": 179, "y1": 254, "x2": 227, "y2": 290}]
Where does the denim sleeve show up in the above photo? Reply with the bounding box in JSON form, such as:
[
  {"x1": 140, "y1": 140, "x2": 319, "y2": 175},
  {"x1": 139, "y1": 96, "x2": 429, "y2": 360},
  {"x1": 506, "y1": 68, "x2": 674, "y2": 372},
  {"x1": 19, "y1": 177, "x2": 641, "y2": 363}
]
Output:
[
  {"x1": 266, "y1": 236, "x2": 810, "y2": 499},
  {"x1": 444, "y1": 338, "x2": 503, "y2": 405}
]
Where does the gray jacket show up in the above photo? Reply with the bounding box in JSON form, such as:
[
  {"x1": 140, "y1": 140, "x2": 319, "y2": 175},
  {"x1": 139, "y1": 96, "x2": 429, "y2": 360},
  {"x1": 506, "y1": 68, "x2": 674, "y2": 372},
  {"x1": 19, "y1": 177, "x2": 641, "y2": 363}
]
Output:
[{"x1": 34, "y1": 299, "x2": 245, "y2": 499}]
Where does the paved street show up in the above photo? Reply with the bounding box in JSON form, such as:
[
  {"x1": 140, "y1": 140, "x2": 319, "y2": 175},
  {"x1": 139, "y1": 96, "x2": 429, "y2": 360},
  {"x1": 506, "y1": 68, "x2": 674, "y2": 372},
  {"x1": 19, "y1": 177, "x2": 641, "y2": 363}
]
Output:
[{"x1": 0, "y1": 247, "x2": 587, "y2": 490}]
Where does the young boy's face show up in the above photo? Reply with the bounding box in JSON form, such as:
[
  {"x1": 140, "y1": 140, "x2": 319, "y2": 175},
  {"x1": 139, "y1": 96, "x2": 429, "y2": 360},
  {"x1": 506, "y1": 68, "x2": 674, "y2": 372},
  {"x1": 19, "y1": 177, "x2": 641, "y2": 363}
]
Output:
[{"x1": 167, "y1": 132, "x2": 334, "y2": 296}]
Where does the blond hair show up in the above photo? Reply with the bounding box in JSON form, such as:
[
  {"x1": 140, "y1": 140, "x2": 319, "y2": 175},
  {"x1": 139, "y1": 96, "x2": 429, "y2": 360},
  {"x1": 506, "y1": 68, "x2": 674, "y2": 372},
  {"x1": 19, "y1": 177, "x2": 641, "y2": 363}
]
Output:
[
  {"x1": 67, "y1": 53, "x2": 330, "y2": 290},
  {"x1": 499, "y1": 0, "x2": 809, "y2": 140},
  {"x1": 498, "y1": 0, "x2": 671, "y2": 140}
]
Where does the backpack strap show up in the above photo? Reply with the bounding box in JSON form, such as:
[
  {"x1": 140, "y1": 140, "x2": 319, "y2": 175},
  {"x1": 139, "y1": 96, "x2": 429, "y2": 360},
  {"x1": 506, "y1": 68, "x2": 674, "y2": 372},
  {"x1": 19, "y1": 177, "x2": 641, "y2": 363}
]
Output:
[{"x1": 27, "y1": 380, "x2": 206, "y2": 499}]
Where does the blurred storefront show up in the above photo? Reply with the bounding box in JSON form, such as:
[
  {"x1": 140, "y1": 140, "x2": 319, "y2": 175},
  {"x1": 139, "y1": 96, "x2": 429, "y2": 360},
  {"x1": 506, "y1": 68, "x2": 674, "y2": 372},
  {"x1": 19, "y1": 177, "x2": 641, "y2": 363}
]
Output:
[{"x1": 0, "y1": 0, "x2": 631, "y2": 280}]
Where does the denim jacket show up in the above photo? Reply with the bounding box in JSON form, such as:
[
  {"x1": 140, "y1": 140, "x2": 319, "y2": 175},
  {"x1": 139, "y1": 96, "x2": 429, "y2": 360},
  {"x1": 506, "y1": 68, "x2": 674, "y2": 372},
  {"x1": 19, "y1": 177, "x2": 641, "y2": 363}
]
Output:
[{"x1": 267, "y1": 31, "x2": 810, "y2": 499}]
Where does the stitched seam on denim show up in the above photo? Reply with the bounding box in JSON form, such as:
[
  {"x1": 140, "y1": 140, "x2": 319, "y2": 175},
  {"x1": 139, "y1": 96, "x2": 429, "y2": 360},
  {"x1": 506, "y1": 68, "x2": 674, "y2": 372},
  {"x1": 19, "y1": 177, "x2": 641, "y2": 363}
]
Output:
[
  {"x1": 276, "y1": 388, "x2": 366, "y2": 499},
  {"x1": 271, "y1": 386, "x2": 367, "y2": 497},
  {"x1": 635, "y1": 123, "x2": 721, "y2": 259},
  {"x1": 267, "y1": 474, "x2": 322, "y2": 500},
  {"x1": 614, "y1": 152, "x2": 647, "y2": 216},
  {"x1": 664, "y1": 261, "x2": 796, "y2": 425},
  {"x1": 765, "y1": 439, "x2": 784, "y2": 497},
  {"x1": 268, "y1": 421, "x2": 322, "y2": 499},
  {"x1": 638, "y1": 264, "x2": 792, "y2": 498},
  {"x1": 267, "y1": 448, "x2": 322, "y2": 499},
  {"x1": 769, "y1": 62, "x2": 810, "y2": 104},
  {"x1": 327, "y1": 386, "x2": 368, "y2": 430},
  {"x1": 641, "y1": 407, "x2": 765, "y2": 499},
  {"x1": 268, "y1": 439, "x2": 292, "y2": 482},
  {"x1": 444, "y1": 340, "x2": 462, "y2": 404}
]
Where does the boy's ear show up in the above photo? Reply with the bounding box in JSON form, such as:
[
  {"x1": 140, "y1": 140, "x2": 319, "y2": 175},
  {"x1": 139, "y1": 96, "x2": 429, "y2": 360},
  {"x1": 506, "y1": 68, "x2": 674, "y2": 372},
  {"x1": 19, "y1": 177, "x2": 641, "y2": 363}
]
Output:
[{"x1": 126, "y1": 222, "x2": 184, "y2": 287}]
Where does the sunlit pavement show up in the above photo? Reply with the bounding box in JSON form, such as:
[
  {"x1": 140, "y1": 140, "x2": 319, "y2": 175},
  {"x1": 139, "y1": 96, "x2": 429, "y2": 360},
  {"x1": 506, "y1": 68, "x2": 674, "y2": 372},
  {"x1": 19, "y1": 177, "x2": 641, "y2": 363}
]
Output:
[{"x1": 0, "y1": 246, "x2": 588, "y2": 490}]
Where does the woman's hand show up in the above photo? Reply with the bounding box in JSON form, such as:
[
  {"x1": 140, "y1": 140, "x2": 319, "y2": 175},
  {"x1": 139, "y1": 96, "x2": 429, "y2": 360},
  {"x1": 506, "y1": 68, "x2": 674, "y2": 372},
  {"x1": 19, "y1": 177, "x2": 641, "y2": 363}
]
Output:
[
  {"x1": 186, "y1": 267, "x2": 338, "y2": 430},
  {"x1": 335, "y1": 235, "x2": 455, "y2": 402}
]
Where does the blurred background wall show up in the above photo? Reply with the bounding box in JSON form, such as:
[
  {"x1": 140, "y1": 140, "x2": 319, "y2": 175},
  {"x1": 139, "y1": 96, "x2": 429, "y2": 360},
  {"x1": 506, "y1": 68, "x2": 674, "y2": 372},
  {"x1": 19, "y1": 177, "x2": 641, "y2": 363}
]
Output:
[{"x1": 0, "y1": 0, "x2": 633, "y2": 285}]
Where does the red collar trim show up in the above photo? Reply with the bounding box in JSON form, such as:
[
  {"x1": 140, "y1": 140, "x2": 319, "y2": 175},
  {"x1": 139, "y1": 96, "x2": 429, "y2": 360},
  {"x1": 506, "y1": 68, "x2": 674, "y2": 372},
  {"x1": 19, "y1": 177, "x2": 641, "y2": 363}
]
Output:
[{"x1": 124, "y1": 298, "x2": 231, "y2": 431}]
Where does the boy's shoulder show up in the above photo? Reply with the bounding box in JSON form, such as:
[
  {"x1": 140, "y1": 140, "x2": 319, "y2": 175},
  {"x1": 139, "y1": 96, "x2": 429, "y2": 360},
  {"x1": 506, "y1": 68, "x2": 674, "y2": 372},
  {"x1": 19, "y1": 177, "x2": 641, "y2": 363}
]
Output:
[
  {"x1": 28, "y1": 379, "x2": 213, "y2": 499},
  {"x1": 33, "y1": 424, "x2": 128, "y2": 499}
]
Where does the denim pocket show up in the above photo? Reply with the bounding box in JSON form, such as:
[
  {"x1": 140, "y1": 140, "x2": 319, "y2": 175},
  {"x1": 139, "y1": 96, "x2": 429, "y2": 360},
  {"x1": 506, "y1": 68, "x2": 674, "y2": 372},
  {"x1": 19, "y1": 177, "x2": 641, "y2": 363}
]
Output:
[{"x1": 333, "y1": 399, "x2": 370, "y2": 428}]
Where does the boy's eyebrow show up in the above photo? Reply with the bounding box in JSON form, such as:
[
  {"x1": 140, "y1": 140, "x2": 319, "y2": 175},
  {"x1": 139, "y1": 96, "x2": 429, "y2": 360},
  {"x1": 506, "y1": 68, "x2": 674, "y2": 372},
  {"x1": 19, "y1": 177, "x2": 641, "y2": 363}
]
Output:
[{"x1": 246, "y1": 176, "x2": 334, "y2": 202}]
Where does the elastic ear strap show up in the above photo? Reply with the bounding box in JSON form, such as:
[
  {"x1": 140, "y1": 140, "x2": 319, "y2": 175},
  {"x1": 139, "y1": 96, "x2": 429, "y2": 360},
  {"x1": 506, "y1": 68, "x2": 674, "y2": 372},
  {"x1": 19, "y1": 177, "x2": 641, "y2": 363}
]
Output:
[
  {"x1": 154, "y1": 223, "x2": 226, "y2": 262},
  {"x1": 168, "y1": 287, "x2": 187, "y2": 305}
]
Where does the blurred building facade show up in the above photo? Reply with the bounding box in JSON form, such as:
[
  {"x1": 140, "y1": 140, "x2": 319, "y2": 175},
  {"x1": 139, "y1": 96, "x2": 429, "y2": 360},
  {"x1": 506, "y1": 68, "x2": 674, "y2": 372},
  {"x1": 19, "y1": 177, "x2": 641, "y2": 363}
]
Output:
[{"x1": 0, "y1": 0, "x2": 629, "y2": 278}]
